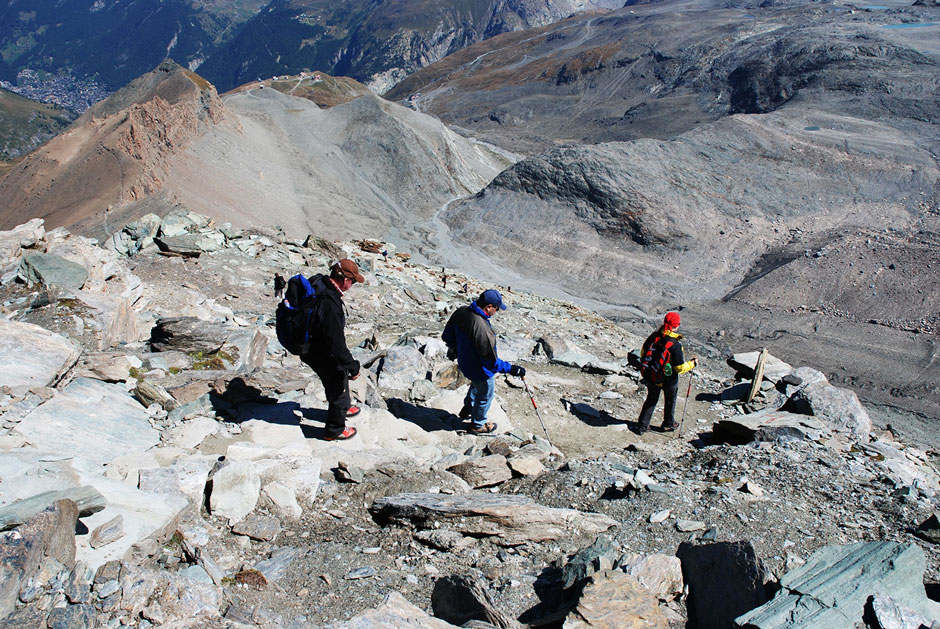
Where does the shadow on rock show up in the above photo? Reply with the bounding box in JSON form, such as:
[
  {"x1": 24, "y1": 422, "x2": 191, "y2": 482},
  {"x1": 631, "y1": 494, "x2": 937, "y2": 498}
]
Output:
[
  {"x1": 563, "y1": 399, "x2": 622, "y2": 427},
  {"x1": 386, "y1": 397, "x2": 461, "y2": 432}
]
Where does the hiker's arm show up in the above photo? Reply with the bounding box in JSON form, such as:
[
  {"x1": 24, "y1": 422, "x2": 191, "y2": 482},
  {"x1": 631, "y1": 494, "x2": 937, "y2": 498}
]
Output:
[
  {"x1": 320, "y1": 304, "x2": 359, "y2": 376},
  {"x1": 673, "y1": 344, "x2": 696, "y2": 374}
]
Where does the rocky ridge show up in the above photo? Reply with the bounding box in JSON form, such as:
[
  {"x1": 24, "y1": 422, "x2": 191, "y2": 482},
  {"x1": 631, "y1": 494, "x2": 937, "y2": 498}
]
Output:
[{"x1": 1, "y1": 211, "x2": 939, "y2": 627}]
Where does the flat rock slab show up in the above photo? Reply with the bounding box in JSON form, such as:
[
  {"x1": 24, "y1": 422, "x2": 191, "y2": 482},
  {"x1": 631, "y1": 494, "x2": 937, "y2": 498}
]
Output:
[
  {"x1": 0, "y1": 485, "x2": 106, "y2": 531},
  {"x1": 338, "y1": 591, "x2": 460, "y2": 628},
  {"x1": 713, "y1": 409, "x2": 830, "y2": 444},
  {"x1": 728, "y1": 351, "x2": 793, "y2": 383},
  {"x1": 564, "y1": 570, "x2": 669, "y2": 629},
  {"x1": 370, "y1": 492, "x2": 617, "y2": 545},
  {"x1": 13, "y1": 378, "x2": 159, "y2": 467},
  {"x1": 735, "y1": 541, "x2": 935, "y2": 628},
  {"x1": 0, "y1": 319, "x2": 81, "y2": 388},
  {"x1": 20, "y1": 251, "x2": 88, "y2": 289}
]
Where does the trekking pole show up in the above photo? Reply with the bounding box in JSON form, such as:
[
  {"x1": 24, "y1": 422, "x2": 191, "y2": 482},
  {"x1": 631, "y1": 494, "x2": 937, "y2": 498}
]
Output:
[
  {"x1": 679, "y1": 371, "x2": 694, "y2": 428},
  {"x1": 522, "y1": 377, "x2": 553, "y2": 448}
]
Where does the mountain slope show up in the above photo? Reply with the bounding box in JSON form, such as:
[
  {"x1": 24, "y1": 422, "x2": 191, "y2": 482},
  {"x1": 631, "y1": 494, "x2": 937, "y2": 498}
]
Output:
[
  {"x1": 385, "y1": 0, "x2": 940, "y2": 153},
  {"x1": 0, "y1": 88, "x2": 74, "y2": 160},
  {"x1": 197, "y1": 0, "x2": 623, "y2": 93}
]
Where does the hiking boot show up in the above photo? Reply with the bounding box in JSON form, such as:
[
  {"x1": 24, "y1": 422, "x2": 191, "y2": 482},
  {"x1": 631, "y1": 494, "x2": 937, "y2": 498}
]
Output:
[
  {"x1": 346, "y1": 406, "x2": 361, "y2": 417},
  {"x1": 458, "y1": 406, "x2": 472, "y2": 420},
  {"x1": 469, "y1": 422, "x2": 497, "y2": 435},
  {"x1": 661, "y1": 423, "x2": 678, "y2": 432},
  {"x1": 324, "y1": 427, "x2": 357, "y2": 441},
  {"x1": 635, "y1": 425, "x2": 648, "y2": 436}
]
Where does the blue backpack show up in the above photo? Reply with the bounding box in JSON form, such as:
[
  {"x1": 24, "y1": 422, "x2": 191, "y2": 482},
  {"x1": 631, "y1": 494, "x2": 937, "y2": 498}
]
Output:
[{"x1": 275, "y1": 274, "x2": 322, "y2": 355}]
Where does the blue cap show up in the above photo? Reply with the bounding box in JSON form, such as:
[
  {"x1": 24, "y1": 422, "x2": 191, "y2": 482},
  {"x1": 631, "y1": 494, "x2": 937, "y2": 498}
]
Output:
[{"x1": 478, "y1": 289, "x2": 507, "y2": 310}]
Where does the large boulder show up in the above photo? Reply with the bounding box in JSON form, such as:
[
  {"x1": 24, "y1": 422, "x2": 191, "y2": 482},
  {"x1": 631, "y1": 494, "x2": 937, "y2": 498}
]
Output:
[
  {"x1": 0, "y1": 319, "x2": 81, "y2": 388},
  {"x1": 785, "y1": 381, "x2": 872, "y2": 442},
  {"x1": 735, "y1": 542, "x2": 935, "y2": 627},
  {"x1": 19, "y1": 251, "x2": 88, "y2": 289}
]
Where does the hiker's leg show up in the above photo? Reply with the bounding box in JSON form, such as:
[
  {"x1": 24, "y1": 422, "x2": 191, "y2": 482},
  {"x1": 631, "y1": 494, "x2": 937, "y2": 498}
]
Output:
[
  {"x1": 314, "y1": 362, "x2": 350, "y2": 438},
  {"x1": 662, "y1": 379, "x2": 679, "y2": 427},
  {"x1": 469, "y1": 377, "x2": 495, "y2": 429},
  {"x1": 637, "y1": 381, "x2": 661, "y2": 430}
]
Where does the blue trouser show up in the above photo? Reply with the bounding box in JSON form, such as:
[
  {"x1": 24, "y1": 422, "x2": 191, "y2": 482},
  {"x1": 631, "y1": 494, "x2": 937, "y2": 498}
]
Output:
[{"x1": 464, "y1": 377, "x2": 495, "y2": 428}]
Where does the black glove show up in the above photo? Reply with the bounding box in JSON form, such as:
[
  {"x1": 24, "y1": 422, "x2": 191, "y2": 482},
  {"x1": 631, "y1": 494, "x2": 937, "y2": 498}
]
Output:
[
  {"x1": 509, "y1": 365, "x2": 526, "y2": 378},
  {"x1": 446, "y1": 346, "x2": 457, "y2": 361}
]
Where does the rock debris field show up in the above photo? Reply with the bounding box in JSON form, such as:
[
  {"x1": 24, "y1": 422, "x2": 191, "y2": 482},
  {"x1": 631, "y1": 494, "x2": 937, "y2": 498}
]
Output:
[{"x1": 1, "y1": 210, "x2": 939, "y2": 628}]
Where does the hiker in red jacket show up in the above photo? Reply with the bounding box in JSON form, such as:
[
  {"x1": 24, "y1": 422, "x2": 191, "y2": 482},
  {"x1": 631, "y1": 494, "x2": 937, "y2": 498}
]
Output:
[
  {"x1": 636, "y1": 311, "x2": 697, "y2": 435},
  {"x1": 301, "y1": 259, "x2": 364, "y2": 441}
]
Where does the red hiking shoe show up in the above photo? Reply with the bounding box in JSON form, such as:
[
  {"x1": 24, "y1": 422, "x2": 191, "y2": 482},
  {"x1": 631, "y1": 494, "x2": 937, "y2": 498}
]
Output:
[
  {"x1": 324, "y1": 427, "x2": 357, "y2": 441},
  {"x1": 346, "y1": 406, "x2": 361, "y2": 417}
]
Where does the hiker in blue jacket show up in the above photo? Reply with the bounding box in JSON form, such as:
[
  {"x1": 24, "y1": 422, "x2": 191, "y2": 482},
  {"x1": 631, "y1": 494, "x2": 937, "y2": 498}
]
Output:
[{"x1": 442, "y1": 289, "x2": 526, "y2": 434}]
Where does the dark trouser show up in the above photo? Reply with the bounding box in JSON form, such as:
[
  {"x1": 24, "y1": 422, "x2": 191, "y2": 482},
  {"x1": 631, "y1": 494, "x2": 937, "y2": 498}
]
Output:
[
  {"x1": 638, "y1": 378, "x2": 679, "y2": 429},
  {"x1": 303, "y1": 355, "x2": 350, "y2": 438}
]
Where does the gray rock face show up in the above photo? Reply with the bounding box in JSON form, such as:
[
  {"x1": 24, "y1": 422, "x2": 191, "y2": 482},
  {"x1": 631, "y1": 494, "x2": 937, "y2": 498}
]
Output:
[
  {"x1": 785, "y1": 382, "x2": 872, "y2": 442},
  {"x1": 19, "y1": 252, "x2": 88, "y2": 289},
  {"x1": 0, "y1": 319, "x2": 81, "y2": 388},
  {"x1": 13, "y1": 378, "x2": 159, "y2": 467},
  {"x1": 0, "y1": 500, "x2": 78, "y2": 619},
  {"x1": 446, "y1": 455, "x2": 513, "y2": 488},
  {"x1": 149, "y1": 317, "x2": 230, "y2": 354},
  {"x1": 713, "y1": 409, "x2": 831, "y2": 444},
  {"x1": 370, "y1": 492, "x2": 617, "y2": 545},
  {"x1": 378, "y1": 345, "x2": 428, "y2": 391},
  {"x1": 0, "y1": 486, "x2": 106, "y2": 532},
  {"x1": 338, "y1": 590, "x2": 460, "y2": 628},
  {"x1": 735, "y1": 542, "x2": 934, "y2": 628},
  {"x1": 209, "y1": 461, "x2": 261, "y2": 523}
]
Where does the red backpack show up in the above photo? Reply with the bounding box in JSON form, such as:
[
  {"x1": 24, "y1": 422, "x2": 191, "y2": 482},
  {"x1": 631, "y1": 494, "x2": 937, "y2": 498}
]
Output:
[{"x1": 641, "y1": 334, "x2": 674, "y2": 384}]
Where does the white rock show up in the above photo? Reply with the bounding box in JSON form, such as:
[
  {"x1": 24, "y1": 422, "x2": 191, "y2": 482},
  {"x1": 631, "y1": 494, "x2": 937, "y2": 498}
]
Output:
[{"x1": 209, "y1": 461, "x2": 261, "y2": 523}]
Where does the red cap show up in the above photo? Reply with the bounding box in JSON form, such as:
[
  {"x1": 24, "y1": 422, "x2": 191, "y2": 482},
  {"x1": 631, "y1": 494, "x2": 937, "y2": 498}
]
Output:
[
  {"x1": 332, "y1": 258, "x2": 364, "y2": 283},
  {"x1": 664, "y1": 312, "x2": 681, "y2": 330}
]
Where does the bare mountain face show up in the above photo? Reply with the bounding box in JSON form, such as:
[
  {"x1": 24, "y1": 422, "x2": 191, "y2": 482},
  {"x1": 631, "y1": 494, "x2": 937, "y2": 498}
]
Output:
[
  {"x1": 194, "y1": 0, "x2": 624, "y2": 93},
  {"x1": 388, "y1": 0, "x2": 940, "y2": 419},
  {"x1": 0, "y1": 62, "x2": 515, "y2": 245},
  {"x1": 0, "y1": 89, "x2": 75, "y2": 161}
]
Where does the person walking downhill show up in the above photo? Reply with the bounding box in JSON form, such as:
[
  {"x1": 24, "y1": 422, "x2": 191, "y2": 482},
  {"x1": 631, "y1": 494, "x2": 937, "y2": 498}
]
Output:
[
  {"x1": 443, "y1": 289, "x2": 527, "y2": 434},
  {"x1": 301, "y1": 259, "x2": 365, "y2": 441},
  {"x1": 636, "y1": 311, "x2": 697, "y2": 434},
  {"x1": 274, "y1": 272, "x2": 286, "y2": 299}
]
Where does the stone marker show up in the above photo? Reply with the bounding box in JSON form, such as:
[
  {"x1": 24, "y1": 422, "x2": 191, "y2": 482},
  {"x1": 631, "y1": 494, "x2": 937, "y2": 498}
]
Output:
[
  {"x1": 734, "y1": 542, "x2": 935, "y2": 627},
  {"x1": 728, "y1": 351, "x2": 793, "y2": 383},
  {"x1": 0, "y1": 319, "x2": 81, "y2": 388},
  {"x1": 370, "y1": 493, "x2": 617, "y2": 545},
  {"x1": 563, "y1": 570, "x2": 669, "y2": 628}
]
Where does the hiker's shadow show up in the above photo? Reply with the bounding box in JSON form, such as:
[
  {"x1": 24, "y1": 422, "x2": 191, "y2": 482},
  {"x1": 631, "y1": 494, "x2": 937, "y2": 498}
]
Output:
[
  {"x1": 386, "y1": 398, "x2": 462, "y2": 432},
  {"x1": 564, "y1": 400, "x2": 622, "y2": 427},
  {"x1": 518, "y1": 565, "x2": 580, "y2": 625},
  {"x1": 209, "y1": 377, "x2": 327, "y2": 439}
]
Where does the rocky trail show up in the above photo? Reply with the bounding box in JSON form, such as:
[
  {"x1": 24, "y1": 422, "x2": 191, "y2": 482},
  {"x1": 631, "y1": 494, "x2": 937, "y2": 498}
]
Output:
[{"x1": 1, "y1": 211, "x2": 939, "y2": 628}]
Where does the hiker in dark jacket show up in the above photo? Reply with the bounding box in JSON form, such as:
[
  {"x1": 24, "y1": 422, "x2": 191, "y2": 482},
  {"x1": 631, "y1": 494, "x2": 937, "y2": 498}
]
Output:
[
  {"x1": 636, "y1": 311, "x2": 697, "y2": 434},
  {"x1": 274, "y1": 273, "x2": 286, "y2": 299},
  {"x1": 442, "y1": 289, "x2": 526, "y2": 434},
  {"x1": 301, "y1": 259, "x2": 364, "y2": 441}
]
